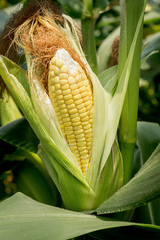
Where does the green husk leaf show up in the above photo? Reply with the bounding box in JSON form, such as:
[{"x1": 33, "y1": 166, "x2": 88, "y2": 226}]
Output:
[
  {"x1": 62, "y1": 15, "x2": 123, "y2": 198},
  {"x1": 0, "y1": 56, "x2": 90, "y2": 185},
  {"x1": 0, "y1": 55, "x2": 96, "y2": 211},
  {"x1": 0, "y1": 91, "x2": 22, "y2": 126},
  {"x1": 98, "y1": 65, "x2": 118, "y2": 93}
]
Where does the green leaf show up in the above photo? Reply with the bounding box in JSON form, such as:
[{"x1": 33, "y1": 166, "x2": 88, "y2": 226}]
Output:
[
  {"x1": 0, "y1": 118, "x2": 39, "y2": 153},
  {"x1": 137, "y1": 121, "x2": 160, "y2": 164},
  {"x1": 0, "y1": 193, "x2": 160, "y2": 240},
  {"x1": 90, "y1": 225, "x2": 160, "y2": 240},
  {"x1": 58, "y1": 0, "x2": 83, "y2": 18},
  {"x1": 97, "y1": 27, "x2": 120, "y2": 73},
  {"x1": 0, "y1": 4, "x2": 21, "y2": 32},
  {"x1": 142, "y1": 33, "x2": 160, "y2": 59},
  {"x1": 134, "y1": 122, "x2": 160, "y2": 226},
  {"x1": 14, "y1": 159, "x2": 59, "y2": 206},
  {"x1": 96, "y1": 144, "x2": 160, "y2": 214},
  {"x1": 93, "y1": 0, "x2": 109, "y2": 10},
  {"x1": 144, "y1": 10, "x2": 160, "y2": 24}
]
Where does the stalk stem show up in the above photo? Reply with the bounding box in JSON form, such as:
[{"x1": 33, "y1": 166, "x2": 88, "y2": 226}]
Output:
[
  {"x1": 81, "y1": 18, "x2": 98, "y2": 74},
  {"x1": 118, "y1": 0, "x2": 146, "y2": 184}
]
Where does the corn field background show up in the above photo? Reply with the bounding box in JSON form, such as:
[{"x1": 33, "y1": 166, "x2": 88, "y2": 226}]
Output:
[{"x1": 0, "y1": 0, "x2": 160, "y2": 239}]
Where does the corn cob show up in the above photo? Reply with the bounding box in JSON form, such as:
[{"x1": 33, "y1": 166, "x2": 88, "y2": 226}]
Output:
[{"x1": 48, "y1": 49, "x2": 93, "y2": 174}]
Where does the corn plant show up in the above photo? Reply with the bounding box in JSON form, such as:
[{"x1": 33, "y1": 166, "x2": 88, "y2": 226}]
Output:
[{"x1": 0, "y1": 0, "x2": 160, "y2": 239}]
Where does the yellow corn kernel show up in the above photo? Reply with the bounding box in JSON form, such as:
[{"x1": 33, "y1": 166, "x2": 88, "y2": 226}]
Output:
[
  {"x1": 72, "y1": 71, "x2": 79, "y2": 77},
  {"x1": 61, "y1": 84, "x2": 69, "y2": 90},
  {"x1": 55, "y1": 89, "x2": 61, "y2": 95},
  {"x1": 73, "y1": 125, "x2": 82, "y2": 131},
  {"x1": 79, "y1": 150, "x2": 88, "y2": 156},
  {"x1": 56, "y1": 99, "x2": 64, "y2": 104},
  {"x1": 65, "y1": 99, "x2": 74, "y2": 105},
  {"x1": 50, "y1": 65, "x2": 59, "y2": 75},
  {"x1": 50, "y1": 76, "x2": 59, "y2": 85},
  {"x1": 77, "y1": 81, "x2": 84, "y2": 88},
  {"x1": 77, "y1": 103, "x2": 85, "y2": 110},
  {"x1": 68, "y1": 76, "x2": 76, "y2": 84},
  {"x1": 81, "y1": 91, "x2": 88, "y2": 98},
  {"x1": 60, "y1": 65, "x2": 68, "y2": 73},
  {"x1": 75, "y1": 99, "x2": 83, "y2": 105},
  {"x1": 73, "y1": 94, "x2": 81, "y2": 100},
  {"x1": 72, "y1": 89, "x2": 79, "y2": 95},
  {"x1": 75, "y1": 74, "x2": 81, "y2": 82},
  {"x1": 70, "y1": 84, "x2": 77, "y2": 90},
  {"x1": 55, "y1": 83, "x2": 61, "y2": 90},
  {"x1": 63, "y1": 117, "x2": 71, "y2": 123},
  {"x1": 67, "y1": 103, "x2": 76, "y2": 110},
  {"x1": 87, "y1": 146, "x2": 92, "y2": 151},
  {"x1": 49, "y1": 71, "x2": 55, "y2": 78},
  {"x1": 71, "y1": 117, "x2": 81, "y2": 122},
  {"x1": 67, "y1": 134, "x2": 75, "y2": 140},
  {"x1": 76, "y1": 133, "x2": 85, "y2": 139},
  {"x1": 64, "y1": 122, "x2": 72, "y2": 127},
  {"x1": 48, "y1": 49, "x2": 93, "y2": 175},
  {"x1": 56, "y1": 95, "x2": 63, "y2": 100},
  {"x1": 63, "y1": 89, "x2": 71, "y2": 95},
  {"x1": 64, "y1": 94, "x2": 72, "y2": 101},
  {"x1": 68, "y1": 108, "x2": 78, "y2": 114},
  {"x1": 66, "y1": 130, "x2": 74, "y2": 135},
  {"x1": 78, "y1": 107, "x2": 86, "y2": 114},
  {"x1": 59, "y1": 104, "x2": 66, "y2": 110},
  {"x1": 77, "y1": 141, "x2": 86, "y2": 147},
  {"x1": 59, "y1": 73, "x2": 68, "y2": 79},
  {"x1": 70, "y1": 113, "x2": 79, "y2": 119},
  {"x1": 61, "y1": 113, "x2": 69, "y2": 118},
  {"x1": 79, "y1": 86, "x2": 86, "y2": 93},
  {"x1": 60, "y1": 79, "x2": 68, "y2": 85},
  {"x1": 85, "y1": 132, "x2": 92, "y2": 138},
  {"x1": 79, "y1": 112, "x2": 88, "y2": 118},
  {"x1": 72, "y1": 121, "x2": 81, "y2": 127},
  {"x1": 84, "y1": 128, "x2": 92, "y2": 134},
  {"x1": 78, "y1": 146, "x2": 86, "y2": 152},
  {"x1": 81, "y1": 121, "x2": 89, "y2": 126},
  {"x1": 83, "y1": 124, "x2": 91, "y2": 130},
  {"x1": 89, "y1": 118, "x2": 93, "y2": 124},
  {"x1": 55, "y1": 58, "x2": 63, "y2": 68},
  {"x1": 60, "y1": 108, "x2": 68, "y2": 114},
  {"x1": 68, "y1": 138, "x2": 76, "y2": 143},
  {"x1": 74, "y1": 129, "x2": 83, "y2": 135},
  {"x1": 70, "y1": 146, "x2": 78, "y2": 151}
]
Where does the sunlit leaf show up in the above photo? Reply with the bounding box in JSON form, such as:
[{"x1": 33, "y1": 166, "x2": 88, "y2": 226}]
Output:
[
  {"x1": 96, "y1": 144, "x2": 160, "y2": 214},
  {"x1": 0, "y1": 193, "x2": 160, "y2": 240}
]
